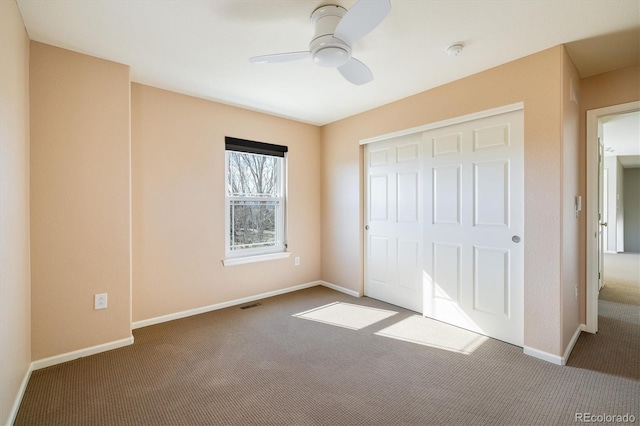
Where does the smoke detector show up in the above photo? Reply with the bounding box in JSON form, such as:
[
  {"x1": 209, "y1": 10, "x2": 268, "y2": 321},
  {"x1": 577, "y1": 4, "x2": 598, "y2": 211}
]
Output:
[{"x1": 447, "y1": 44, "x2": 464, "y2": 56}]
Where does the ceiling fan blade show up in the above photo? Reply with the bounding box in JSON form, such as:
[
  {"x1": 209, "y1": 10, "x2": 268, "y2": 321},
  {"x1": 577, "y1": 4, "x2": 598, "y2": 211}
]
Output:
[
  {"x1": 337, "y1": 57, "x2": 373, "y2": 85},
  {"x1": 334, "y1": 0, "x2": 391, "y2": 46},
  {"x1": 249, "y1": 51, "x2": 310, "y2": 64}
]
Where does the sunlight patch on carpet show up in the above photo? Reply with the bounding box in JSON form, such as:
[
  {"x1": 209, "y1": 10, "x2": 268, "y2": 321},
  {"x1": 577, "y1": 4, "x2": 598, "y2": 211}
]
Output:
[
  {"x1": 375, "y1": 315, "x2": 488, "y2": 354},
  {"x1": 293, "y1": 302, "x2": 398, "y2": 330}
]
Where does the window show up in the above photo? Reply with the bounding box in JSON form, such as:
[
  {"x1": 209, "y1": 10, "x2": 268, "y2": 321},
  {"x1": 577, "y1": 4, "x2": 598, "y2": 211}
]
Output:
[{"x1": 225, "y1": 137, "x2": 287, "y2": 260}]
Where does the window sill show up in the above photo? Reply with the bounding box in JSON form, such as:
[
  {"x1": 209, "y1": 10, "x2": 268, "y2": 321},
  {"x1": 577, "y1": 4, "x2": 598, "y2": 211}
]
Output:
[{"x1": 222, "y1": 251, "x2": 291, "y2": 267}]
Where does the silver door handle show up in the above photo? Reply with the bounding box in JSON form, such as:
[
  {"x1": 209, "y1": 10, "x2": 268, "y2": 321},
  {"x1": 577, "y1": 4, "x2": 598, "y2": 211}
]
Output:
[
  {"x1": 512, "y1": 235, "x2": 521, "y2": 243},
  {"x1": 365, "y1": 225, "x2": 370, "y2": 230},
  {"x1": 601, "y1": 222, "x2": 608, "y2": 227}
]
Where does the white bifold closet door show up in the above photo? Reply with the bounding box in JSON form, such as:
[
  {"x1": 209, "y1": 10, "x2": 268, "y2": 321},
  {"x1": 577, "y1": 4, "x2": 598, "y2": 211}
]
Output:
[{"x1": 365, "y1": 108, "x2": 524, "y2": 347}]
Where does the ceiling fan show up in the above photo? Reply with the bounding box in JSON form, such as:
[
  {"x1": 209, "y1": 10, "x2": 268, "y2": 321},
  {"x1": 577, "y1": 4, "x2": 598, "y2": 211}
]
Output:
[{"x1": 249, "y1": 0, "x2": 391, "y2": 85}]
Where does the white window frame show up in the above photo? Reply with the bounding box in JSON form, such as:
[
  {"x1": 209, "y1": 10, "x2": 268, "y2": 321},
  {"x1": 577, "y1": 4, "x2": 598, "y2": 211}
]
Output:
[{"x1": 223, "y1": 142, "x2": 288, "y2": 265}]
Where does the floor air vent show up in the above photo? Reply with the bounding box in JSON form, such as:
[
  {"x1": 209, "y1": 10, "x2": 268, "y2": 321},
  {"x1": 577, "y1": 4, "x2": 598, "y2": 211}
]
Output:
[{"x1": 240, "y1": 303, "x2": 262, "y2": 310}]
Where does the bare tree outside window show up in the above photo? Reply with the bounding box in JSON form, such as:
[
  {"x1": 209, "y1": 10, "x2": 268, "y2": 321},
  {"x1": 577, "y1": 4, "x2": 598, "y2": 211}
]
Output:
[{"x1": 226, "y1": 151, "x2": 283, "y2": 252}]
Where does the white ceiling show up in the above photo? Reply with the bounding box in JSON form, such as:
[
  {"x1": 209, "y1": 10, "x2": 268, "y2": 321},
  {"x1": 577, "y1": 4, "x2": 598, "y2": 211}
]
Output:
[{"x1": 16, "y1": 0, "x2": 640, "y2": 126}]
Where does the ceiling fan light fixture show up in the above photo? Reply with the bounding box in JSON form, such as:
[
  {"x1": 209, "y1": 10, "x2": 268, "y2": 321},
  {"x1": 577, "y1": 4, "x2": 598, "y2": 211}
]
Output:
[
  {"x1": 314, "y1": 46, "x2": 350, "y2": 67},
  {"x1": 310, "y1": 34, "x2": 352, "y2": 68}
]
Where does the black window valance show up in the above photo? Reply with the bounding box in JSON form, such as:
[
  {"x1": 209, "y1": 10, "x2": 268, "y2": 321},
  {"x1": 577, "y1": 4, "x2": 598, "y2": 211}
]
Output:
[{"x1": 225, "y1": 137, "x2": 288, "y2": 158}]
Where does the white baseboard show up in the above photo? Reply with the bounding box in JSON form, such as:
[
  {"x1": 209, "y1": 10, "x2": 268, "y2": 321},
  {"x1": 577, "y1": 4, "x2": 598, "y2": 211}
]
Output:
[
  {"x1": 523, "y1": 324, "x2": 586, "y2": 366},
  {"x1": 523, "y1": 346, "x2": 563, "y2": 365},
  {"x1": 7, "y1": 363, "x2": 33, "y2": 426},
  {"x1": 31, "y1": 336, "x2": 134, "y2": 371},
  {"x1": 319, "y1": 280, "x2": 362, "y2": 298},
  {"x1": 132, "y1": 280, "x2": 363, "y2": 330},
  {"x1": 132, "y1": 281, "x2": 320, "y2": 329},
  {"x1": 561, "y1": 324, "x2": 586, "y2": 365}
]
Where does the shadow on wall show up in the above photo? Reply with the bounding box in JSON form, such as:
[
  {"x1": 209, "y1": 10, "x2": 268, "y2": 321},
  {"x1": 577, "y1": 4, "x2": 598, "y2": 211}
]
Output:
[{"x1": 565, "y1": 28, "x2": 640, "y2": 78}]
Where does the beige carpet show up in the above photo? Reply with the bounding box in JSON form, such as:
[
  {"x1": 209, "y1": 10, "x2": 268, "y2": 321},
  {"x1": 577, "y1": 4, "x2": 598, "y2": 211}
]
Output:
[
  {"x1": 567, "y1": 252, "x2": 640, "y2": 380},
  {"x1": 601, "y1": 252, "x2": 640, "y2": 305},
  {"x1": 16, "y1": 280, "x2": 639, "y2": 425}
]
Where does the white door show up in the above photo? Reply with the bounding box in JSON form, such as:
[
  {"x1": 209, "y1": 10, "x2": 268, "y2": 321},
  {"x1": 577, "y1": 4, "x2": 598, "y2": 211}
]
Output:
[
  {"x1": 365, "y1": 134, "x2": 423, "y2": 313},
  {"x1": 598, "y1": 138, "x2": 605, "y2": 290},
  {"x1": 423, "y1": 110, "x2": 524, "y2": 346},
  {"x1": 603, "y1": 169, "x2": 609, "y2": 253}
]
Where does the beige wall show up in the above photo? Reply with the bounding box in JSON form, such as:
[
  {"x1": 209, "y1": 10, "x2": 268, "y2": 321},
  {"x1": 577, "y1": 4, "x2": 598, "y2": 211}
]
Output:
[
  {"x1": 578, "y1": 64, "x2": 640, "y2": 322},
  {"x1": 321, "y1": 46, "x2": 568, "y2": 356},
  {"x1": 30, "y1": 42, "x2": 132, "y2": 360},
  {"x1": 561, "y1": 48, "x2": 582, "y2": 351},
  {"x1": 0, "y1": 1, "x2": 31, "y2": 423},
  {"x1": 580, "y1": 65, "x2": 640, "y2": 112},
  {"x1": 131, "y1": 84, "x2": 321, "y2": 322}
]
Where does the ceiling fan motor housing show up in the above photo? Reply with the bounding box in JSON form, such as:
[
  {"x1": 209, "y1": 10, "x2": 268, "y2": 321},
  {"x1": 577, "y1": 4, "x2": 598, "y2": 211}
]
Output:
[{"x1": 310, "y1": 5, "x2": 351, "y2": 68}]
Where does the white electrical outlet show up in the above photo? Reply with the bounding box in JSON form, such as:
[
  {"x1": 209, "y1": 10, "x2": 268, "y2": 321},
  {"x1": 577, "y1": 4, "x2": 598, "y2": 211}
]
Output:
[
  {"x1": 94, "y1": 293, "x2": 108, "y2": 310},
  {"x1": 294, "y1": 256, "x2": 300, "y2": 266}
]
